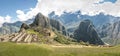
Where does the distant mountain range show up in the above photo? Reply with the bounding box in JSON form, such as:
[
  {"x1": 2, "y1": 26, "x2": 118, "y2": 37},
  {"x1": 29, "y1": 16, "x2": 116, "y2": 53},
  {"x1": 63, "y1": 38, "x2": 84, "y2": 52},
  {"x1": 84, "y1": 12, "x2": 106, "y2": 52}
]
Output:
[
  {"x1": 0, "y1": 19, "x2": 34, "y2": 35},
  {"x1": 49, "y1": 11, "x2": 120, "y2": 28},
  {"x1": 48, "y1": 11, "x2": 120, "y2": 34},
  {"x1": 99, "y1": 21, "x2": 120, "y2": 45},
  {"x1": 0, "y1": 10, "x2": 120, "y2": 45}
]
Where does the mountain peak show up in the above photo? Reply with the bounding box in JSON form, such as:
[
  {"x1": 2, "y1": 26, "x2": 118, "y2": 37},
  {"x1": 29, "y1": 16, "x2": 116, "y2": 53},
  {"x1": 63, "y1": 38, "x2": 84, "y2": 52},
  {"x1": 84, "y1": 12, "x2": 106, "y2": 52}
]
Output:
[
  {"x1": 30, "y1": 13, "x2": 50, "y2": 28},
  {"x1": 36, "y1": 13, "x2": 44, "y2": 17},
  {"x1": 82, "y1": 19, "x2": 91, "y2": 24},
  {"x1": 74, "y1": 19, "x2": 104, "y2": 45}
]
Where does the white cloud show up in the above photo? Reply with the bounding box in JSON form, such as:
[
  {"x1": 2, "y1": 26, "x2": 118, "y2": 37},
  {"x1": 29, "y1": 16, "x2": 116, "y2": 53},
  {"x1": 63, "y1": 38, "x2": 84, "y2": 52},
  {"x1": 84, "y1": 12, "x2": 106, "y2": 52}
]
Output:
[
  {"x1": 36, "y1": 0, "x2": 101, "y2": 16},
  {"x1": 16, "y1": 10, "x2": 26, "y2": 21},
  {"x1": 16, "y1": 0, "x2": 100, "y2": 21},
  {"x1": 0, "y1": 15, "x2": 12, "y2": 27},
  {"x1": 5, "y1": 15, "x2": 11, "y2": 22},
  {"x1": 0, "y1": 16, "x2": 4, "y2": 27},
  {"x1": 16, "y1": 8, "x2": 39, "y2": 21},
  {"x1": 16, "y1": 0, "x2": 120, "y2": 22},
  {"x1": 36, "y1": 0, "x2": 120, "y2": 17}
]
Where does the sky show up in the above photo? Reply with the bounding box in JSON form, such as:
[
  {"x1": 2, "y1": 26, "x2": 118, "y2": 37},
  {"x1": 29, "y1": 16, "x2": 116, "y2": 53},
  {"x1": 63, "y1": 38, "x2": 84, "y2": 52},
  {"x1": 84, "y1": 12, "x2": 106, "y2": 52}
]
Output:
[
  {"x1": 98, "y1": 0, "x2": 117, "y2": 3},
  {"x1": 0, "y1": 0, "x2": 119, "y2": 27}
]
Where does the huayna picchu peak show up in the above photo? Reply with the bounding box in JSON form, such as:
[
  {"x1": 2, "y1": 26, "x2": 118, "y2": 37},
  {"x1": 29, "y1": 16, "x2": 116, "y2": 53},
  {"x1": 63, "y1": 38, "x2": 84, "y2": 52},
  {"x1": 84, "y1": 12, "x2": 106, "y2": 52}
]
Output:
[{"x1": 73, "y1": 20, "x2": 104, "y2": 45}]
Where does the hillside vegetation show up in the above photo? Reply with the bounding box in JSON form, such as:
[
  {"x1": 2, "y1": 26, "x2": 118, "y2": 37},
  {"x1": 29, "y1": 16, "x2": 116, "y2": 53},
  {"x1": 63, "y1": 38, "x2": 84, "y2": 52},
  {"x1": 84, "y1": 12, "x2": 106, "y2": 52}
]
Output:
[{"x1": 0, "y1": 42, "x2": 120, "y2": 56}]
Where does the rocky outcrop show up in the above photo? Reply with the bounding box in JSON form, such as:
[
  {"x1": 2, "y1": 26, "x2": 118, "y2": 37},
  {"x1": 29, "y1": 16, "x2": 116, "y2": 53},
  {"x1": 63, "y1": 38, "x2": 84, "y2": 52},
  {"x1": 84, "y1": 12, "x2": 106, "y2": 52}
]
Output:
[
  {"x1": 19, "y1": 13, "x2": 54, "y2": 39},
  {"x1": 74, "y1": 20, "x2": 104, "y2": 45},
  {"x1": 30, "y1": 13, "x2": 50, "y2": 28},
  {"x1": 50, "y1": 19, "x2": 67, "y2": 35},
  {"x1": 29, "y1": 13, "x2": 67, "y2": 36},
  {"x1": 19, "y1": 23, "x2": 30, "y2": 32},
  {"x1": 21, "y1": 23, "x2": 30, "y2": 29}
]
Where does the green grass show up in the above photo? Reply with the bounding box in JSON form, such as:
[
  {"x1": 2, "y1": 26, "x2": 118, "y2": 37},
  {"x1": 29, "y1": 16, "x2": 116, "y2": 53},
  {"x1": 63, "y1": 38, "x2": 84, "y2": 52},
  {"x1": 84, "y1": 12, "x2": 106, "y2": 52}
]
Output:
[
  {"x1": 0, "y1": 42, "x2": 52, "y2": 56},
  {"x1": 26, "y1": 29, "x2": 44, "y2": 37},
  {"x1": 0, "y1": 42, "x2": 120, "y2": 56},
  {"x1": 26, "y1": 29, "x2": 39, "y2": 35},
  {"x1": 53, "y1": 46, "x2": 120, "y2": 56}
]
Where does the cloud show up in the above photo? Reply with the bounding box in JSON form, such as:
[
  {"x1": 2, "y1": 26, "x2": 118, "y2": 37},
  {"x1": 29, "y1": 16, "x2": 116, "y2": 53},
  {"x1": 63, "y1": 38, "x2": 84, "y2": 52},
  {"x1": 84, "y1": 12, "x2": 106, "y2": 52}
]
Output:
[
  {"x1": 97, "y1": 0, "x2": 120, "y2": 17},
  {"x1": 36, "y1": 0, "x2": 100, "y2": 16},
  {"x1": 16, "y1": 0, "x2": 120, "y2": 22},
  {"x1": 0, "y1": 15, "x2": 12, "y2": 27},
  {"x1": 5, "y1": 15, "x2": 11, "y2": 22},
  {"x1": 16, "y1": 0, "x2": 100, "y2": 19},
  {"x1": 16, "y1": 8, "x2": 39, "y2": 21},
  {"x1": 36, "y1": 0, "x2": 120, "y2": 17},
  {"x1": 0, "y1": 16, "x2": 4, "y2": 27},
  {"x1": 16, "y1": 10, "x2": 26, "y2": 21}
]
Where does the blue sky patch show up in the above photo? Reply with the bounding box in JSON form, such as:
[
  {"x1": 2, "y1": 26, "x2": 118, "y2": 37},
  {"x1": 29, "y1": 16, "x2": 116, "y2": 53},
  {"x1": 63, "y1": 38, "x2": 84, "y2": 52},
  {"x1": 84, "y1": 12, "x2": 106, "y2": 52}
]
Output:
[
  {"x1": 0, "y1": 0, "x2": 37, "y2": 22},
  {"x1": 98, "y1": 0, "x2": 117, "y2": 4}
]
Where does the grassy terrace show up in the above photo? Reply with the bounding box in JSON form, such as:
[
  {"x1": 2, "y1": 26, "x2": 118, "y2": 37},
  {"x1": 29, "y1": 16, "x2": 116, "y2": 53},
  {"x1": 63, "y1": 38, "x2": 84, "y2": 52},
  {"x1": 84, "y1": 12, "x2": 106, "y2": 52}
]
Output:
[{"x1": 0, "y1": 42, "x2": 120, "y2": 56}]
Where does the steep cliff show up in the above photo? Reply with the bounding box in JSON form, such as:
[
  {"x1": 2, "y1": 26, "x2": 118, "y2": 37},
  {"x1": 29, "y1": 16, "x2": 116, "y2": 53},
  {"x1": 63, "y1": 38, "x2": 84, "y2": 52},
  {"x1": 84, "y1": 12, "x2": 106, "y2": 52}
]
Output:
[{"x1": 74, "y1": 20, "x2": 104, "y2": 45}]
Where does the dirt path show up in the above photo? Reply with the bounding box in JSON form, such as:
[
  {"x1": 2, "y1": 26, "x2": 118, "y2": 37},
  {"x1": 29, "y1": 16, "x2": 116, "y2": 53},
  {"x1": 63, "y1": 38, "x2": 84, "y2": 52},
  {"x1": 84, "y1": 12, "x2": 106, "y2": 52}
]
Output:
[{"x1": 50, "y1": 45, "x2": 93, "y2": 48}]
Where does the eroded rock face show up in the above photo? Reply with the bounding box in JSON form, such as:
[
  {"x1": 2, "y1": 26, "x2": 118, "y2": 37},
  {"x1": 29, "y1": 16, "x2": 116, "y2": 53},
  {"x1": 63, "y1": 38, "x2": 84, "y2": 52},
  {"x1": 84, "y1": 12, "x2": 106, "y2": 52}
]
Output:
[
  {"x1": 50, "y1": 19, "x2": 67, "y2": 35},
  {"x1": 99, "y1": 21, "x2": 120, "y2": 45},
  {"x1": 74, "y1": 20, "x2": 104, "y2": 45},
  {"x1": 30, "y1": 13, "x2": 50, "y2": 28},
  {"x1": 103, "y1": 21, "x2": 120, "y2": 39}
]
